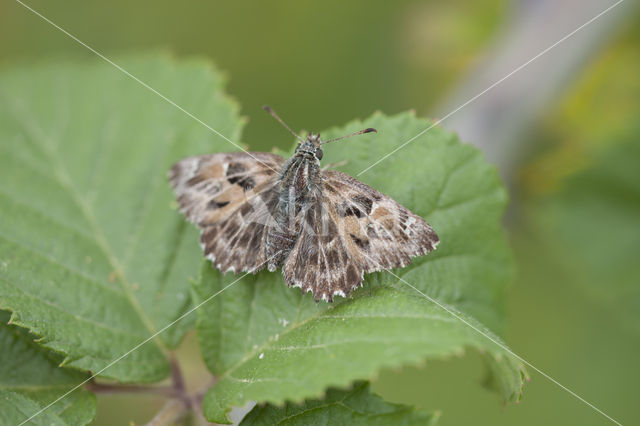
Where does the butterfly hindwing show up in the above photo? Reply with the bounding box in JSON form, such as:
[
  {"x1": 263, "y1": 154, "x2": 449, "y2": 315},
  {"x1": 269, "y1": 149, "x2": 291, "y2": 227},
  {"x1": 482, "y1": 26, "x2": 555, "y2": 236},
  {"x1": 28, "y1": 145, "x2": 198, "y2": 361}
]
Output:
[{"x1": 282, "y1": 194, "x2": 364, "y2": 302}]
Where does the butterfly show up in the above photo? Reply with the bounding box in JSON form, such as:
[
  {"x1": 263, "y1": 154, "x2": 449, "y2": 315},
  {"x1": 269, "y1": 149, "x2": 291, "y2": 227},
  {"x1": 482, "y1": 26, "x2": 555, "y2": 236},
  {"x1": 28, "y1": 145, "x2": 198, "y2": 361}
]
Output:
[{"x1": 169, "y1": 106, "x2": 439, "y2": 302}]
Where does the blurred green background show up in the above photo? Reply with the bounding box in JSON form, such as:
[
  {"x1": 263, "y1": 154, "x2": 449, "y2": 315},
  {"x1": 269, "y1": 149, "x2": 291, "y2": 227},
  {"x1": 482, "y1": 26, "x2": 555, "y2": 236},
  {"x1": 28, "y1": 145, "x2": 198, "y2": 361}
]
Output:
[{"x1": 2, "y1": 1, "x2": 638, "y2": 425}]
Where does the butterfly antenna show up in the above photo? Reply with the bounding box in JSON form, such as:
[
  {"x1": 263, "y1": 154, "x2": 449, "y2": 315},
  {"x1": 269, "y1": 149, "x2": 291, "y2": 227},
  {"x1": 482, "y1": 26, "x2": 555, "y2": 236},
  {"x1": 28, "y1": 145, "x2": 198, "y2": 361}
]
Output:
[
  {"x1": 321, "y1": 127, "x2": 377, "y2": 145},
  {"x1": 263, "y1": 105, "x2": 304, "y2": 143}
]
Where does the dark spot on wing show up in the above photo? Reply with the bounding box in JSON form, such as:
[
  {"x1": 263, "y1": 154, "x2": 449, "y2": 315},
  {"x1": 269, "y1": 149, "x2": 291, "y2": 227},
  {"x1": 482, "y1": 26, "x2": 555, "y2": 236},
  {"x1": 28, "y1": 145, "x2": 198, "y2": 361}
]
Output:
[
  {"x1": 353, "y1": 196, "x2": 373, "y2": 215},
  {"x1": 431, "y1": 232, "x2": 440, "y2": 245},
  {"x1": 350, "y1": 234, "x2": 370, "y2": 250},
  {"x1": 325, "y1": 184, "x2": 339, "y2": 194},
  {"x1": 226, "y1": 162, "x2": 246, "y2": 177},
  {"x1": 339, "y1": 196, "x2": 373, "y2": 218},
  {"x1": 187, "y1": 175, "x2": 206, "y2": 186},
  {"x1": 226, "y1": 162, "x2": 256, "y2": 191},
  {"x1": 229, "y1": 176, "x2": 256, "y2": 191},
  {"x1": 340, "y1": 203, "x2": 364, "y2": 218},
  {"x1": 208, "y1": 199, "x2": 230, "y2": 209},
  {"x1": 240, "y1": 177, "x2": 257, "y2": 191},
  {"x1": 346, "y1": 265, "x2": 359, "y2": 285},
  {"x1": 240, "y1": 202, "x2": 254, "y2": 217}
]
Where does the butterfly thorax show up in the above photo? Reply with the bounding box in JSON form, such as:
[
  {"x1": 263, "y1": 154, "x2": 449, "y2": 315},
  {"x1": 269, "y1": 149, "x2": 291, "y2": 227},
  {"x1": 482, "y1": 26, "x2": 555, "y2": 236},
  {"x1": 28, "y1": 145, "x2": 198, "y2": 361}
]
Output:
[{"x1": 266, "y1": 135, "x2": 323, "y2": 271}]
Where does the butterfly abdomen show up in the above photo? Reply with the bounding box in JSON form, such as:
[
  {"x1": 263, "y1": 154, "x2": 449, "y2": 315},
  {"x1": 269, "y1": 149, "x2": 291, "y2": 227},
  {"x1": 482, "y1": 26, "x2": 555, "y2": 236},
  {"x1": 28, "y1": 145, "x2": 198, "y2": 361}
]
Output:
[{"x1": 265, "y1": 155, "x2": 322, "y2": 272}]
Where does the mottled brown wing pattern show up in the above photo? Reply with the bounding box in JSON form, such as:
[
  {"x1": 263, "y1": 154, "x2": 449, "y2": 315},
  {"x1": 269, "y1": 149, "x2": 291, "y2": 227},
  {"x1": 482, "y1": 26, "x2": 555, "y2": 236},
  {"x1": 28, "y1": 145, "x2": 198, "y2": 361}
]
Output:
[
  {"x1": 169, "y1": 152, "x2": 285, "y2": 273},
  {"x1": 282, "y1": 170, "x2": 438, "y2": 302},
  {"x1": 323, "y1": 170, "x2": 439, "y2": 274},
  {"x1": 169, "y1": 152, "x2": 284, "y2": 225},
  {"x1": 199, "y1": 186, "x2": 280, "y2": 273},
  {"x1": 170, "y1": 148, "x2": 439, "y2": 302}
]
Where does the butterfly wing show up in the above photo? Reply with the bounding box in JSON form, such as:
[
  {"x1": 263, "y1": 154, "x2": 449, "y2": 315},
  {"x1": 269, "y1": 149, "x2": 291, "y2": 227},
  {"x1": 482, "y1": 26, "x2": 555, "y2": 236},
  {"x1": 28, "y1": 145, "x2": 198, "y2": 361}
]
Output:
[
  {"x1": 282, "y1": 194, "x2": 363, "y2": 302},
  {"x1": 169, "y1": 152, "x2": 285, "y2": 273},
  {"x1": 282, "y1": 169, "x2": 439, "y2": 301},
  {"x1": 323, "y1": 169, "x2": 439, "y2": 272}
]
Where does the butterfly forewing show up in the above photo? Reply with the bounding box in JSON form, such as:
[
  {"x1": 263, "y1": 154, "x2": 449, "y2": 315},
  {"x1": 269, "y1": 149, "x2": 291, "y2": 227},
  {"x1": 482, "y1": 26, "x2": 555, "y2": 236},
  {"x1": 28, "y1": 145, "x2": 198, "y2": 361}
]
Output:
[
  {"x1": 323, "y1": 170, "x2": 439, "y2": 273},
  {"x1": 282, "y1": 195, "x2": 364, "y2": 302},
  {"x1": 170, "y1": 152, "x2": 285, "y2": 272}
]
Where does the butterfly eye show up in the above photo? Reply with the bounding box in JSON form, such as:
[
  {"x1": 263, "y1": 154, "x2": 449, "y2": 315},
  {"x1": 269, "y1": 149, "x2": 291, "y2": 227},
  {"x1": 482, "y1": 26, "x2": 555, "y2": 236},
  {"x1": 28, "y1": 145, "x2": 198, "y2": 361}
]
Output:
[{"x1": 315, "y1": 148, "x2": 323, "y2": 160}]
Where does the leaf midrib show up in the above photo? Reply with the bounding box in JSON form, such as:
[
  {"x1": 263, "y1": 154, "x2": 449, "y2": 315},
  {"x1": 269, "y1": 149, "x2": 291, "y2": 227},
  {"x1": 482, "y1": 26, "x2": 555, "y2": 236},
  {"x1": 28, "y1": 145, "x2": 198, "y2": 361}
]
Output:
[{"x1": 215, "y1": 287, "x2": 455, "y2": 383}]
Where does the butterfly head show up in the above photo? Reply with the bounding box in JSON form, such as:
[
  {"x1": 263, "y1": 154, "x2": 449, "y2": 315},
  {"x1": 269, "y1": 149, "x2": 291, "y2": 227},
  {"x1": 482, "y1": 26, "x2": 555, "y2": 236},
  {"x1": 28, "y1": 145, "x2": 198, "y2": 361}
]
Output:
[
  {"x1": 295, "y1": 134, "x2": 324, "y2": 161},
  {"x1": 263, "y1": 105, "x2": 377, "y2": 163}
]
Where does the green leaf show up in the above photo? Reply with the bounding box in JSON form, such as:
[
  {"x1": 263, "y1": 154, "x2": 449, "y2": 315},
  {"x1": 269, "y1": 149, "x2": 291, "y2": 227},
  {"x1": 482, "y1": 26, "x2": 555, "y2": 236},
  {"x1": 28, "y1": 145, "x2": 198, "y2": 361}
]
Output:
[
  {"x1": 0, "y1": 391, "x2": 65, "y2": 426},
  {"x1": 240, "y1": 381, "x2": 437, "y2": 425},
  {"x1": 0, "y1": 53, "x2": 244, "y2": 383},
  {"x1": 0, "y1": 311, "x2": 95, "y2": 425},
  {"x1": 192, "y1": 111, "x2": 523, "y2": 423}
]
